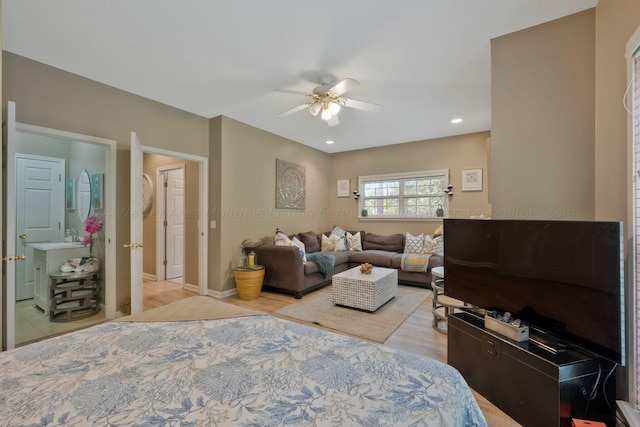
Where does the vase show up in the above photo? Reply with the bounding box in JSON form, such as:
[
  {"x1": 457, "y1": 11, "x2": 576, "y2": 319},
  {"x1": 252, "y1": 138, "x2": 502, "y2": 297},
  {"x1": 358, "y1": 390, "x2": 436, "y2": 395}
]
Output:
[{"x1": 85, "y1": 257, "x2": 100, "y2": 273}]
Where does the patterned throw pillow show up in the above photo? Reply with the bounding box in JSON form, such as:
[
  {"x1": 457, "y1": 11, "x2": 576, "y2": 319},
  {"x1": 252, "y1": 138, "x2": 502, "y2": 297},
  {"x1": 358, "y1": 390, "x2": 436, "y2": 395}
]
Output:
[
  {"x1": 275, "y1": 228, "x2": 292, "y2": 246},
  {"x1": 331, "y1": 225, "x2": 350, "y2": 250},
  {"x1": 423, "y1": 235, "x2": 444, "y2": 256},
  {"x1": 321, "y1": 234, "x2": 339, "y2": 252},
  {"x1": 291, "y1": 236, "x2": 307, "y2": 263},
  {"x1": 347, "y1": 231, "x2": 363, "y2": 251},
  {"x1": 404, "y1": 232, "x2": 425, "y2": 254}
]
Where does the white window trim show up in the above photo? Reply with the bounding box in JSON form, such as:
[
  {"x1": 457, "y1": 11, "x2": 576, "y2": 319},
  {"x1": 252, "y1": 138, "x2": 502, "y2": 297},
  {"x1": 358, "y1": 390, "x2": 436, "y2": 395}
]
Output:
[{"x1": 357, "y1": 169, "x2": 449, "y2": 221}]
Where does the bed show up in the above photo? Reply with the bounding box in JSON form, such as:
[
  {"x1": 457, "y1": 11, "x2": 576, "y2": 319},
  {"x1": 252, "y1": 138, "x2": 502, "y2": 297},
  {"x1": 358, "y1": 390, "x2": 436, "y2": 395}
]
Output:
[{"x1": 0, "y1": 297, "x2": 487, "y2": 426}]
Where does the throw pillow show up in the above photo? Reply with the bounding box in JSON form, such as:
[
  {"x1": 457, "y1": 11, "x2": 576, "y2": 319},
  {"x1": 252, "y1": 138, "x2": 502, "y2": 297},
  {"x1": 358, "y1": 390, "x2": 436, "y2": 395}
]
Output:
[
  {"x1": 298, "y1": 231, "x2": 319, "y2": 253},
  {"x1": 334, "y1": 234, "x2": 349, "y2": 251},
  {"x1": 433, "y1": 224, "x2": 444, "y2": 237},
  {"x1": 291, "y1": 236, "x2": 307, "y2": 263},
  {"x1": 331, "y1": 225, "x2": 350, "y2": 250},
  {"x1": 321, "y1": 234, "x2": 337, "y2": 252},
  {"x1": 275, "y1": 227, "x2": 292, "y2": 246},
  {"x1": 424, "y1": 235, "x2": 444, "y2": 256},
  {"x1": 347, "y1": 231, "x2": 363, "y2": 251},
  {"x1": 404, "y1": 232, "x2": 425, "y2": 254}
]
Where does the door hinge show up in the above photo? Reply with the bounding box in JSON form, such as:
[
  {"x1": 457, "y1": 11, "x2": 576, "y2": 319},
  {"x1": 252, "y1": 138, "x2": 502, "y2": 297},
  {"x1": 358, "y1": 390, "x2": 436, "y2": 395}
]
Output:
[
  {"x1": 164, "y1": 181, "x2": 168, "y2": 188},
  {"x1": 163, "y1": 259, "x2": 167, "y2": 266},
  {"x1": 163, "y1": 221, "x2": 168, "y2": 227}
]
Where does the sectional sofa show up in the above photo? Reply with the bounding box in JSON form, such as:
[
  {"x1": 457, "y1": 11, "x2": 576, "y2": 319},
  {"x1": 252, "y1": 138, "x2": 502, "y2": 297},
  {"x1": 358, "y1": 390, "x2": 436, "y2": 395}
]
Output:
[{"x1": 245, "y1": 230, "x2": 443, "y2": 298}]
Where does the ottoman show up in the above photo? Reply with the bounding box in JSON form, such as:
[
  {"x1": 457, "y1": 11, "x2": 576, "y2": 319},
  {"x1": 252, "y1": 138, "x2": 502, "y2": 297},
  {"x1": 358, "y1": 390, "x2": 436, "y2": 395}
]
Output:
[{"x1": 331, "y1": 266, "x2": 398, "y2": 312}]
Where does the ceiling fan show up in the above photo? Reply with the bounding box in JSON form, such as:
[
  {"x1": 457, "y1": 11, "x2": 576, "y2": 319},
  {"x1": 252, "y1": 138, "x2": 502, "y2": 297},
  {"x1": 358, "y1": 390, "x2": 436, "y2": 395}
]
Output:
[{"x1": 274, "y1": 76, "x2": 382, "y2": 126}]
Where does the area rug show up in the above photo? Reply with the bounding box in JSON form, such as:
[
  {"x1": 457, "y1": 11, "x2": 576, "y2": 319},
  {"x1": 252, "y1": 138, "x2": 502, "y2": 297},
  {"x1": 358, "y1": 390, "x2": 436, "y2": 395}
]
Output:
[{"x1": 274, "y1": 286, "x2": 430, "y2": 343}]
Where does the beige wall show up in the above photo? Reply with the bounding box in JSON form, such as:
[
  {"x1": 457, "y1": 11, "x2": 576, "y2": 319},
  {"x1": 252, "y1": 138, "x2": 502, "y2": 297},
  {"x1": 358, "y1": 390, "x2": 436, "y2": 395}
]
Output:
[
  {"x1": 142, "y1": 153, "x2": 200, "y2": 286},
  {"x1": 329, "y1": 132, "x2": 491, "y2": 236},
  {"x1": 3, "y1": 52, "x2": 210, "y2": 310},
  {"x1": 210, "y1": 116, "x2": 332, "y2": 293},
  {"x1": 491, "y1": 9, "x2": 596, "y2": 221}
]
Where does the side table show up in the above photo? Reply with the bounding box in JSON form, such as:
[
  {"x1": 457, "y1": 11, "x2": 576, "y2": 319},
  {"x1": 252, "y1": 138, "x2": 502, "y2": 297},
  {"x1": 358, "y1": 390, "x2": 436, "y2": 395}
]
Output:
[
  {"x1": 49, "y1": 270, "x2": 101, "y2": 322},
  {"x1": 234, "y1": 265, "x2": 265, "y2": 300},
  {"x1": 431, "y1": 266, "x2": 469, "y2": 334}
]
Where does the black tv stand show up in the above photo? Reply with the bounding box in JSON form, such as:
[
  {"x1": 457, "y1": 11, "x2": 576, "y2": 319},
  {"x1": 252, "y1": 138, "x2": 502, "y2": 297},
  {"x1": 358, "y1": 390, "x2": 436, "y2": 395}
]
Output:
[{"x1": 448, "y1": 311, "x2": 616, "y2": 426}]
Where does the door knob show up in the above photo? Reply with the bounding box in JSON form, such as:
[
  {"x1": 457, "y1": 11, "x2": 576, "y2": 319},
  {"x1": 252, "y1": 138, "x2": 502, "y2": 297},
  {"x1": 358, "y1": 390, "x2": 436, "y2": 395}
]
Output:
[
  {"x1": 19, "y1": 234, "x2": 27, "y2": 239},
  {"x1": 16, "y1": 254, "x2": 26, "y2": 261},
  {"x1": 2, "y1": 254, "x2": 26, "y2": 263}
]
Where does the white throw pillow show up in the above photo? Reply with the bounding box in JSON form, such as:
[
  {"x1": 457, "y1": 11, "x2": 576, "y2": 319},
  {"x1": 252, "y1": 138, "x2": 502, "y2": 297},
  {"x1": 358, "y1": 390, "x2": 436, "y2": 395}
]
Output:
[
  {"x1": 321, "y1": 234, "x2": 338, "y2": 252},
  {"x1": 424, "y1": 235, "x2": 444, "y2": 256},
  {"x1": 291, "y1": 236, "x2": 307, "y2": 263},
  {"x1": 347, "y1": 231, "x2": 363, "y2": 251},
  {"x1": 334, "y1": 234, "x2": 349, "y2": 251},
  {"x1": 331, "y1": 225, "x2": 350, "y2": 250},
  {"x1": 404, "y1": 232, "x2": 425, "y2": 254},
  {"x1": 275, "y1": 228, "x2": 292, "y2": 246}
]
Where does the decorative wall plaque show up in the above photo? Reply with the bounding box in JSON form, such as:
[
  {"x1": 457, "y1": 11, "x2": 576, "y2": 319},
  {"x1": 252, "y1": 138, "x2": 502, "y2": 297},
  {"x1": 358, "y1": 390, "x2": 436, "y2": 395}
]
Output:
[{"x1": 276, "y1": 159, "x2": 305, "y2": 209}]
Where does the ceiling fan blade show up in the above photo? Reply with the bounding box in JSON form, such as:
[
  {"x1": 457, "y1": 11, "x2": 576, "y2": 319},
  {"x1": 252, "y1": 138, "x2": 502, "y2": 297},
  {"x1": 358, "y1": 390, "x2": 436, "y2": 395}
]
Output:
[
  {"x1": 342, "y1": 98, "x2": 382, "y2": 113},
  {"x1": 328, "y1": 78, "x2": 359, "y2": 96},
  {"x1": 273, "y1": 89, "x2": 311, "y2": 96},
  {"x1": 278, "y1": 103, "x2": 310, "y2": 117},
  {"x1": 327, "y1": 115, "x2": 340, "y2": 127}
]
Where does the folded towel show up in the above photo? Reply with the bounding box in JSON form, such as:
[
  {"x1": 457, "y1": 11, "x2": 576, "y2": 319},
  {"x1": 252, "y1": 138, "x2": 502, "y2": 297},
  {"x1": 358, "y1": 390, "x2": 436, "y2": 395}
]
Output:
[
  {"x1": 306, "y1": 253, "x2": 336, "y2": 278},
  {"x1": 400, "y1": 253, "x2": 431, "y2": 273}
]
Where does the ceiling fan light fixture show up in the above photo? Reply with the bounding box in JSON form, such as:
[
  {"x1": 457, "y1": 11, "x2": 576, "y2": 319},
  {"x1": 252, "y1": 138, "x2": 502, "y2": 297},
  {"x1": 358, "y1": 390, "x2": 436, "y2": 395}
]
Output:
[
  {"x1": 321, "y1": 106, "x2": 332, "y2": 121},
  {"x1": 309, "y1": 102, "x2": 321, "y2": 116},
  {"x1": 328, "y1": 101, "x2": 341, "y2": 115}
]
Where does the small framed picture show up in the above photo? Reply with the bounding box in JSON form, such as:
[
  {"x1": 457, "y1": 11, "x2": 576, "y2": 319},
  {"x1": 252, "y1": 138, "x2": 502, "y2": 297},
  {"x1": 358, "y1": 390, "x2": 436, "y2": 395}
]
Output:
[
  {"x1": 91, "y1": 173, "x2": 104, "y2": 210},
  {"x1": 65, "y1": 178, "x2": 76, "y2": 210},
  {"x1": 462, "y1": 168, "x2": 483, "y2": 192},
  {"x1": 337, "y1": 179, "x2": 350, "y2": 197}
]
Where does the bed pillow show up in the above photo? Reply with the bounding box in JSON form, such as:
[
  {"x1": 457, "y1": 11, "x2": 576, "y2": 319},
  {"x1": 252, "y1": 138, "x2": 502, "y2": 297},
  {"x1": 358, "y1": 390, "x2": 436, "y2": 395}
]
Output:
[
  {"x1": 404, "y1": 232, "x2": 425, "y2": 254},
  {"x1": 347, "y1": 231, "x2": 363, "y2": 251},
  {"x1": 298, "y1": 231, "x2": 319, "y2": 253},
  {"x1": 291, "y1": 236, "x2": 307, "y2": 263}
]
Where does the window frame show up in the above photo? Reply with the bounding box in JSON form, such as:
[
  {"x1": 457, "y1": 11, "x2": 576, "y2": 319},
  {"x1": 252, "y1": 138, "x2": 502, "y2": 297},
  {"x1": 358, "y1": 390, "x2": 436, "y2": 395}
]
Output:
[{"x1": 357, "y1": 169, "x2": 449, "y2": 221}]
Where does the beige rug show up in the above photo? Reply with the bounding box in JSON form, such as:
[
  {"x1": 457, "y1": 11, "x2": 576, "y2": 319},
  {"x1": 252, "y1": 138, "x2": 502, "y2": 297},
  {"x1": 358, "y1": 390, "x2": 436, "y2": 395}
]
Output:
[{"x1": 274, "y1": 286, "x2": 430, "y2": 343}]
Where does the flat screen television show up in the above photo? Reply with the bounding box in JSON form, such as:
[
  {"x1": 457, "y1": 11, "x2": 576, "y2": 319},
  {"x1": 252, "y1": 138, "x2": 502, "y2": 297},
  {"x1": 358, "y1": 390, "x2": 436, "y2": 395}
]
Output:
[{"x1": 444, "y1": 218, "x2": 625, "y2": 365}]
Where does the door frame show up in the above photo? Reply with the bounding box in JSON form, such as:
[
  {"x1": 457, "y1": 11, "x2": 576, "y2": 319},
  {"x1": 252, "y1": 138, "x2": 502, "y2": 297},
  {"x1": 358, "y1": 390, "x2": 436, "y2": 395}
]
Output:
[
  {"x1": 155, "y1": 163, "x2": 186, "y2": 283},
  {"x1": 134, "y1": 145, "x2": 208, "y2": 302},
  {"x1": 15, "y1": 122, "x2": 117, "y2": 321}
]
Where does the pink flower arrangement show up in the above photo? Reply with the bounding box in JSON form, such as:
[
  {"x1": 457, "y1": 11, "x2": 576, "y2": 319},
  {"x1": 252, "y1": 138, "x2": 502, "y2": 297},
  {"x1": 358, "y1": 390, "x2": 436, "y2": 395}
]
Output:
[{"x1": 81, "y1": 215, "x2": 103, "y2": 258}]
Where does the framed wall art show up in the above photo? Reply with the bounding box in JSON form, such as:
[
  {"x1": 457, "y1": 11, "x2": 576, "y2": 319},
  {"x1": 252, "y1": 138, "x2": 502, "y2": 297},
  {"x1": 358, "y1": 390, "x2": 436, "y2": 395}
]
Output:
[
  {"x1": 337, "y1": 179, "x2": 350, "y2": 197},
  {"x1": 276, "y1": 159, "x2": 305, "y2": 209},
  {"x1": 462, "y1": 168, "x2": 483, "y2": 192},
  {"x1": 91, "y1": 173, "x2": 104, "y2": 210},
  {"x1": 65, "y1": 178, "x2": 76, "y2": 210}
]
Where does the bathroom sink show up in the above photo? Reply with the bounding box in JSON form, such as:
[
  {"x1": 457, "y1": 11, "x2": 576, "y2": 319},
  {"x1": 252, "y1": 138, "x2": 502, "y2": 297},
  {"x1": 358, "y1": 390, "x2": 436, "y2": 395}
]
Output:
[{"x1": 29, "y1": 242, "x2": 83, "y2": 250}]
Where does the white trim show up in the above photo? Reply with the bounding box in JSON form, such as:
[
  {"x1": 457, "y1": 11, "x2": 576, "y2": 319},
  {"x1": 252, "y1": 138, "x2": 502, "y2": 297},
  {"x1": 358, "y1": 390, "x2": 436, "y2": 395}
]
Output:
[
  {"x1": 139, "y1": 145, "x2": 209, "y2": 298},
  {"x1": 359, "y1": 168, "x2": 449, "y2": 182},
  {"x1": 209, "y1": 288, "x2": 237, "y2": 299},
  {"x1": 626, "y1": 26, "x2": 640, "y2": 59},
  {"x1": 142, "y1": 272, "x2": 157, "y2": 282},
  {"x1": 13, "y1": 119, "x2": 117, "y2": 325},
  {"x1": 618, "y1": 400, "x2": 640, "y2": 426}
]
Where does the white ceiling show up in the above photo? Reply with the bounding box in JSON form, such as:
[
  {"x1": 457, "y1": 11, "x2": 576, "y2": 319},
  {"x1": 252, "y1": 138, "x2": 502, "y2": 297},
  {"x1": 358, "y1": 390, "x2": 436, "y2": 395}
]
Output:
[{"x1": 2, "y1": 0, "x2": 597, "y2": 153}]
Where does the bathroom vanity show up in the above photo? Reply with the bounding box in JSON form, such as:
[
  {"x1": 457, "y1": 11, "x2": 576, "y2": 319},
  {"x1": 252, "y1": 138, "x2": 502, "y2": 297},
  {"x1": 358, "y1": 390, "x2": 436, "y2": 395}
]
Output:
[{"x1": 30, "y1": 242, "x2": 88, "y2": 316}]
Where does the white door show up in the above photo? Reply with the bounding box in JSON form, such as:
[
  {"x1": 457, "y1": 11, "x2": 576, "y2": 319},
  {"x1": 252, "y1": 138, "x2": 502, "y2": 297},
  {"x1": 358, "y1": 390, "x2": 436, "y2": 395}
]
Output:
[
  {"x1": 165, "y1": 168, "x2": 184, "y2": 280},
  {"x1": 129, "y1": 132, "x2": 144, "y2": 315},
  {"x1": 15, "y1": 155, "x2": 65, "y2": 301},
  {"x1": 2, "y1": 101, "x2": 18, "y2": 350}
]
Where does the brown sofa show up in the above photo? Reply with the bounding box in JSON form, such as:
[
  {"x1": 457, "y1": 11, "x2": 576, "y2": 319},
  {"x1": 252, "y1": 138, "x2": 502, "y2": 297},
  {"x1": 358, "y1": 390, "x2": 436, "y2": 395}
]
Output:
[{"x1": 248, "y1": 230, "x2": 442, "y2": 298}]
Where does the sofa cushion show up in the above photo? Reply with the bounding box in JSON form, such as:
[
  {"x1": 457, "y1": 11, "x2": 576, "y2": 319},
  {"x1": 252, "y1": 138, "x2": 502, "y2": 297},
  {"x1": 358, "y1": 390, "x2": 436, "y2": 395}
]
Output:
[
  {"x1": 298, "y1": 231, "x2": 320, "y2": 253},
  {"x1": 404, "y1": 232, "x2": 425, "y2": 254},
  {"x1": 362, "y1": 233, "x2": 404, "y2": 252},
  {"x1": 348, "y1": 249, "x2": 395, "y2": 267},
  {"x1": 331, "y1": 250, "x2": 351, "y2": 265}
]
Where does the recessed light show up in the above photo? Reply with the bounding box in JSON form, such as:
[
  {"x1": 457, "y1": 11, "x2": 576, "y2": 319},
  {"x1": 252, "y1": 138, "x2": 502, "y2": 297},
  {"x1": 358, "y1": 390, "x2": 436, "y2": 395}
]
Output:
[
  {"x1": 326, "y1": 140, "x2": 335, "y2": 144},
  {"x1": 451, "y1": 118, "x2": 463, "y2": 124}
]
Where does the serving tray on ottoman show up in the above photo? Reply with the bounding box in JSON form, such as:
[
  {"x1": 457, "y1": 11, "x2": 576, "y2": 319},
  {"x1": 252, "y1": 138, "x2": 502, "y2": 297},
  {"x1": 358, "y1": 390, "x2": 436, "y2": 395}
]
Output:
[{"x1": 332, "y1": 266, "x2": 398, "y2": 312}]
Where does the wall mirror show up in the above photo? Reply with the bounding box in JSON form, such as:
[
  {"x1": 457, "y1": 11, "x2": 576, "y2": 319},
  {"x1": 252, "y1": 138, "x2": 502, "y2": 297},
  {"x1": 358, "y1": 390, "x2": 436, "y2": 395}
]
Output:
[{"x1": 77, "y1": 169, "x2": 92, "y2": 222}]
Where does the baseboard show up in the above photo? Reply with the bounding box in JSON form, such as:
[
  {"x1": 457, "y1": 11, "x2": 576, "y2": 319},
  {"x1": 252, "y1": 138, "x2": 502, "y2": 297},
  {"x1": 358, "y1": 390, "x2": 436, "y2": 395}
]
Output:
[
  {"x1": 208, "y1": 287, "x2": 238, "y2": 299},
  {"x1": 143, "y1": 272, "x2": 157, "y2": 281},
  {"x1": 183, "y1": 283, "x2": 200, "y2": 293},
  {"x1": 618, "y1": 400, "x2": 640, "y2": 426}
]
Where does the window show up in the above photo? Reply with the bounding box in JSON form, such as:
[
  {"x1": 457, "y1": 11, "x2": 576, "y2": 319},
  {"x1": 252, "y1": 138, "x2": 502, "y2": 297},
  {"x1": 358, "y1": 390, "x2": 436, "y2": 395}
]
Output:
[{"x1": 358, "y1": 169, "x2": 449, "y2": 219}]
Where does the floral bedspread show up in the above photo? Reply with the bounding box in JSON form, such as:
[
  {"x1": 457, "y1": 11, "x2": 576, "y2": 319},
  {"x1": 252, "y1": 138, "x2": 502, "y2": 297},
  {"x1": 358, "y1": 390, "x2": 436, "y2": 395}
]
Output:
[{"x1": 0, "y1": 315, "x2": 487, "y2": 426}]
